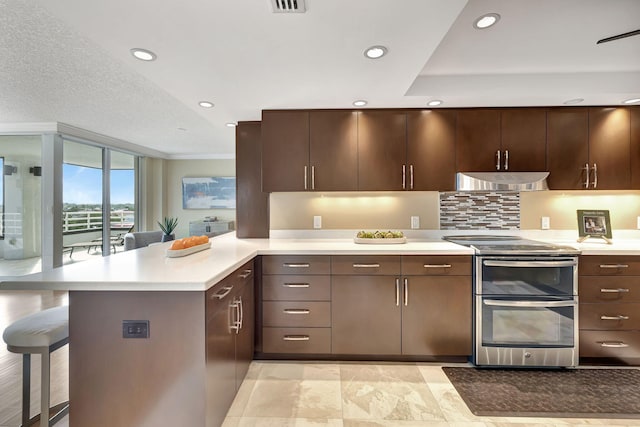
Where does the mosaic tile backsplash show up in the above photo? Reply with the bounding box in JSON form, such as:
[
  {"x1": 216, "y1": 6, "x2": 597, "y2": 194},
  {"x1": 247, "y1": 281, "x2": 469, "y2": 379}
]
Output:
[{"x1": 440, "y1": 192, "x2": 520, "y2": 230}]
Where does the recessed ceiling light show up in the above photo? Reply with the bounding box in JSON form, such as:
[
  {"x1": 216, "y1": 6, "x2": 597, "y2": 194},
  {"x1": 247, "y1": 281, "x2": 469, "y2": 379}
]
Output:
[
  {"x1": 226, "y1": 122, "x2": 237, "y2": 127},
  {"x1": 563, "y1": 98, "x2": 584, "y2": 105},
  {"x1": 130, "y1": 48, "x2": 157, "y2": 61},
  {"x1": 427, "y1": 100, "x2": 443, "y2": 107},
  {"x1": 474, "y1": 13, "x2": 501, "y2": 29},
  {"x1": 364, "y1": 46, "x2": 388, "y2": 59},
  {"x1": 623, "y1": 97, "x2": 640, "y2": 104},
  {"x1": 353, "y1": 100, "x2": 368, "y2": 107},
  {"x1": 198, "y1": 101, "x2": 214, "y2": 108}
]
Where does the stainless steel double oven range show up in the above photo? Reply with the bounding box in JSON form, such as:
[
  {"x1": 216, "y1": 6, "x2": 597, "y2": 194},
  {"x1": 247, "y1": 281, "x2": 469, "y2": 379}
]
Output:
[{"x1": 444, "y1": 235, "x2": 580, "y2": 368}]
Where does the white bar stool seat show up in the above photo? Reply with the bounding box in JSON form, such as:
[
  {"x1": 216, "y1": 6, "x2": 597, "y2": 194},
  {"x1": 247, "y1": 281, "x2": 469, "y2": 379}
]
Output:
[{"x1": 3, "y1": 305, "x2": 69, "y2": 427}]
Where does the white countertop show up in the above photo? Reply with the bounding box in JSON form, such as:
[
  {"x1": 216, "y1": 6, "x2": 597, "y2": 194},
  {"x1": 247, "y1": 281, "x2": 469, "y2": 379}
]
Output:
[{"x1": 2, "y1": 231, "x2": 639, "y2": 292}]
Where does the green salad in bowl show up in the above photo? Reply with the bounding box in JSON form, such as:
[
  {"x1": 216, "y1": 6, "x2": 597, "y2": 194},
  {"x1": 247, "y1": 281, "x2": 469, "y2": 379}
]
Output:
[{"x1": 356, "y1": 230, "x2": 404, "y2": 239}]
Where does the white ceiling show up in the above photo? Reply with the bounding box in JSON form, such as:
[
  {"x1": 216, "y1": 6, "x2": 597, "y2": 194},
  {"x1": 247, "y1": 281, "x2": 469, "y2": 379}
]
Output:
[{"x1": 1, "y1": 0, "x2": 638, "y2": 159}]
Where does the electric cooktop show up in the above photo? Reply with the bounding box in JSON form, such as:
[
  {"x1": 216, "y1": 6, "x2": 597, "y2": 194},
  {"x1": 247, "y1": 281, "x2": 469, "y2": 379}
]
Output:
[{"x1": 442, "y1": 235, "x2": 580, "y2": 256}]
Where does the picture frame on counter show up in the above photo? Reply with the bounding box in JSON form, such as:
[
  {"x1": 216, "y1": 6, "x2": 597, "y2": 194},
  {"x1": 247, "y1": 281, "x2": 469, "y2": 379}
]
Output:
[
  {"x1": 577, "y1": 209, "x2": 612, "y2": 243},
  {"x1": 182, "y1": 177, "x2": 236, "y2": 209}
]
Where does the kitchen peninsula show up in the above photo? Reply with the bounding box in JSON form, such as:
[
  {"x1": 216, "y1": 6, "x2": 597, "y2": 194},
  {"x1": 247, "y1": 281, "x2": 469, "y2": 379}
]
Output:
[{"x1": 3, "y1": 232, "x2": 640, "y2": 426}]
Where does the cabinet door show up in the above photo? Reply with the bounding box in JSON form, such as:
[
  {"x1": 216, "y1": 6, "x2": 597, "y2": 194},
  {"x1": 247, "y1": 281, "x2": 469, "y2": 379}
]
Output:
[
  {"x1": 357, "y1": 110, "x2": 407, "y2": 191},
  {"x1": 261, "y1": 110, "x2": 309, "y2": 192},
  {"x1": 589, "y1": 107, "x2": 631, "y2": 189},
  {"x1": 235, "y1": 271, "x2": 254, "y2": 389},
  {"x1": 456, "y1": 109, "x2": 501, "y2": 172},
  {"x1": 500, "y1": 108, "x2": 546, "y2": 171},
  {"x1": 546, "y1": 108, "x2": 589, "y2": 190},
  {"x1": 632, "y1": 107, "x2": 640, "y2": 189},
  {"x1": 407, "y1": 110, "x2": 457, "y2": 190},
  {"x1": 402, "y1": 276, "x2": 472, "y2": 356},
  {"x1": 332, "y1": 275, "x2": 401, "y2": 355},
  {"x1": 309, "y1": 111, "x2": 358, "y2": 191}
]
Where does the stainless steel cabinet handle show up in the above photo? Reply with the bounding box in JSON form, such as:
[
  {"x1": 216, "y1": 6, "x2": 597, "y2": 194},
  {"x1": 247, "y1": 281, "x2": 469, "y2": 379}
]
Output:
[
  {"x1": 599, "y1": 264, "x2": 629, "y2": 269},
  {"x1": 212, "y1": 285, "x2": 233, "y2": 300},
  {"x1": 283, "y1": 309, "x2": 310, "y2": 314},
  {"x1": 409, "y1": 164, "x2": 414, "y2": 190},
  {"x1": 402, "y1": 164, "x2": 406, "y2": 189},
  {"x1": 239, "y1": 269, "x2": 252, "y2": 279},
  {"x1": 598, "y1": 341, "x2": 629, "y2": 348},
  {"x1": 403, "y1": 278, "x2": 408, "y2": 306},
  {"x1": 600, "y1": 315, "x2": 630, "y2": 320},
  {"x1": 504, "y1": 150, "x2": 509, "y2": 170},
  {"x1": 592, "y1": 163, "x2": 598, "y2": 189},
  {"x1": 600, "y1": 288, "x2": 630, "y2": 293},
  {"x1": 483, "y1": 260, "x2": 577, "y2": 268},
  {"x1": 483, "y1": 299, "x2": 577, "y2": 308},
  {"x1": 283, "y1": 335, "x2": 310, "y2": 341},
  {"x1": 583, "y1": 163, "x2": 590, "y2": 188},
  {"x1": 283, "y1": 283, "x2": 310, "y2": 288},
  {"x1": 238, "y1": 297, "x2": 244, "y2": 330},
  {"x1": 304, "y1": 165, "x2": 308, "y2": 190},
  {"x1": 353, "y1": 263, "x2": 380, "y2": 268},
  {"x1": 311, "y1": 166, "x2": 315, "y2": 190},
  {"x1": 283, "y1": 263, "x2": 310, "y2": 268},
  {"x1": 395, "y1": 278, "x2": 400, "y2": 306},
  {"x1": 423, "y1": 264, "x2": 452, "y2": 268},
  {"x1": 229, "y1": 299, "x2": 240, "y2": 332},
  {"x1": 496, "y1": 150, "x2": 501, "y2": 170}
]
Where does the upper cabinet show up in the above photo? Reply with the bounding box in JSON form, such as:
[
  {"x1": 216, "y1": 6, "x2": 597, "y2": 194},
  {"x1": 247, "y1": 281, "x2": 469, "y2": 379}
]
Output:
[
  {"x1": 407, "y1": 110, "x2": 457, "y2": 191},
  {"x1": 546, "y1": 108, "x2": 589, "y2": 190},
  {"x1": 632, "y1": 107, "x2": 640, "y2": 190},
  {"x1": 456, "y1": 109, "x2": 546, "y2": 172},
  {"x1": 588, "y1": 107, "x2": 631, "y2": 190}
]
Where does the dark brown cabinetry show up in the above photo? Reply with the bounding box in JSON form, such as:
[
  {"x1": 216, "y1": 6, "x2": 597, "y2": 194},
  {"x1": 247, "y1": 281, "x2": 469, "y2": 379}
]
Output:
[
  {"x1": 205, "y1": 260, "x2": 254, "y2": 427},
  {"x1": 579, "y1": 255, "x2": 640, "y2": 365},
  {"x1": 588, "y1": 107, "x2": 632, "y2": 190},
  {"x1": 406, "y1": 110, "x2": 457, "y2": 191},
  {"x1": 456, "y1": 109, "x2": 501, "y2": 172},
  {"x1": 632, "y1": 107, "x2": 640, "y2": 189},
  {"x1": 546, "y1": 108, "x2": 589, "y2": 189}
]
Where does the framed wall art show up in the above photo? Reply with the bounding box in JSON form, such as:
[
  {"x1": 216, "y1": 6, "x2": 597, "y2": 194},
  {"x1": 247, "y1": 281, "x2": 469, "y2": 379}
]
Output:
[
  {"x1": 577, "y1": 209, "x2": 612, "y2": 243},
  {"x1": 182, "y1": 177, "x2": 236, "y2": 209}
]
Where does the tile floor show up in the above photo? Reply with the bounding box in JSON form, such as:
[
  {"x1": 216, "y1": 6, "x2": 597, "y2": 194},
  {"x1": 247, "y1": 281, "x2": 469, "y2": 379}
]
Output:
[{"x1": 2, "y1": 291, "x2": 640, "y2": 426}]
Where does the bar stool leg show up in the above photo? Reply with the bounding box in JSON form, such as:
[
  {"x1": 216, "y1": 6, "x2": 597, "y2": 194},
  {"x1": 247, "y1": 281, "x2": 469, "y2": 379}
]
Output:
[
  {"x1": 22, "y1": 354, "x2": 31, "y2": 427},
  {"x1": 41, "y1": 350, "x2": 51, "y2": 427}
]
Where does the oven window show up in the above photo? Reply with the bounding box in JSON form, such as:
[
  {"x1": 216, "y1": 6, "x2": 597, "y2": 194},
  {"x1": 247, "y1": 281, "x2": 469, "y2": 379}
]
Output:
[
  {"x1": 481, "y1": 297, "x2": 575, "y2": 347},
  {"x1": 481, "y1": 259, "x2": 576, "y2": 295}
]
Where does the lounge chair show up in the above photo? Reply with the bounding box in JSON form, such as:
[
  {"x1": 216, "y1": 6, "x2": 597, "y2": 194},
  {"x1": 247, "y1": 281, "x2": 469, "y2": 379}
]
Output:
[{"x1": 64, "y1": 226, "x2": 132, "y2": 257}]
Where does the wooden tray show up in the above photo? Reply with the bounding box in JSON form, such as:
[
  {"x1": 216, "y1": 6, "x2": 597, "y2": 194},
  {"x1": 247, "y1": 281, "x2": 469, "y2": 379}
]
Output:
[
  {"x1": 354, "y1": 237, "x2": 406, "y2": 245},
  {"x1": 166, "y1": 242, "x2": 211, "y2": 257}
]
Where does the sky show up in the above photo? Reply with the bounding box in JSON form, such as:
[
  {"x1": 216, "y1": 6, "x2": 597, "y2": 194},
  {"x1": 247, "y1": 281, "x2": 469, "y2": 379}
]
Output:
[{"x1": 63, "y1": 164, "x2": 134, "y2": 204}]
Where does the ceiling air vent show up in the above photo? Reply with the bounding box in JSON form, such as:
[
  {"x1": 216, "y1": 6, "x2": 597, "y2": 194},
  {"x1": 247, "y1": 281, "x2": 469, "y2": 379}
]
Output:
[{"x1": 271, "y1": 0, "x2": 306, "y2": 13}]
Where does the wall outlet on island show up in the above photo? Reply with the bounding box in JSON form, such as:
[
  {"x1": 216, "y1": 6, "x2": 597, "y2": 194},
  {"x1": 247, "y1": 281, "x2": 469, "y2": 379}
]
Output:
[
  {"x1": 411, "y1": 216, "x2": 420, "y2": 229},
  {"x1": 541, "y1": 216, "x2": 550, "y2": 230},
  {"x1": 313, "y1": 215, "x2": 322, "y2": 229}
]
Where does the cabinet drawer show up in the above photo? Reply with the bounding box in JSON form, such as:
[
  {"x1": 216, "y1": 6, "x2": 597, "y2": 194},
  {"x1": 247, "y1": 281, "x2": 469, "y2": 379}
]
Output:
[
  {"x1": 402, "y1": 255, "x2": 472, "y2": 276},
  {"x1": 263, "y1": 301, "x2": 331, "y2": 327},
  {"x1": 263, "y1": 275, "x2": 330, "y2": 301},
  {"x1": 580, "y1": 303, "x2": 640, "y2": 330},
  {"x1": 579, "y1": 276, "x2": 640, "y2": 302},
  {"x1": 206, "y1": 260, "x2": 253, "y2": 313},
  {"x1": 263, "y1": 255, "x2": 330, "y2": 275},
  {"x1": 579, "y1": 255, "x2": 640, "y2": 276},
  {"x1": 580, "y1": 330, "x2": 640, "y2": 360},
  {"x1": 262, "y1": 327, "x2": 331, "y2": 354},
  {"x1": 332, "y1": 255, "x2": 400, "y2": 275}
]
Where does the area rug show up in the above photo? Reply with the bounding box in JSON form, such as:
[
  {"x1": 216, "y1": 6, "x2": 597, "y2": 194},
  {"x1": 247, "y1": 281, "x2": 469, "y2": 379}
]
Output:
[{"x1": 443, "y1": 367, "x2": 640, "y2": 418}]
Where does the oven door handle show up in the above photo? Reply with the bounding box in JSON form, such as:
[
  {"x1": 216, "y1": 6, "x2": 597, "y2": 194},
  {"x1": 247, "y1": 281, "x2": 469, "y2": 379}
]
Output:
[
  {"x1": 483, "y1": 299, "x2": 577, "y2": 308},
  {"x1": 482, "y1": 260, "x2": 577, "y2": 268}
]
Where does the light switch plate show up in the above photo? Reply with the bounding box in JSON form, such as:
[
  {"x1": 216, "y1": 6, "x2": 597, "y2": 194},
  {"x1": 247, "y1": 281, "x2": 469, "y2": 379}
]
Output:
[
  {"x1": 411, "y1": 216, "x2": 420, "y2": 229},
  {"x1": 313, "y1": 216, "x2": 322, "y2": 229},
  {"x1": 541, "y1": 216, "x2": 550, "y2": 230}
]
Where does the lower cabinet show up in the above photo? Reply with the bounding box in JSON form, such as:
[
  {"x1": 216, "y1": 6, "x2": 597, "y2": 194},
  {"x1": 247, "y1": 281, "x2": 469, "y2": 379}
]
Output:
[{"x1": 205, "y1": 260, "x2": 254, "y2": 427}]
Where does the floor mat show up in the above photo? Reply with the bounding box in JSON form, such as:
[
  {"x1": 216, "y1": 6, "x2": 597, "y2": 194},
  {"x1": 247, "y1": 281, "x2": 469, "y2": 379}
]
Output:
[{"x1": 443, "y1": 367, "x2": 640, "y2": 418}]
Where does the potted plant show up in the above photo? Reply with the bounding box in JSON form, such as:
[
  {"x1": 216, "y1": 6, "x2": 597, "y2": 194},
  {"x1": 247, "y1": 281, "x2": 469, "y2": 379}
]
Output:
[{"x1": 158, "y1": 217, "x2": 178, "y2": 242}]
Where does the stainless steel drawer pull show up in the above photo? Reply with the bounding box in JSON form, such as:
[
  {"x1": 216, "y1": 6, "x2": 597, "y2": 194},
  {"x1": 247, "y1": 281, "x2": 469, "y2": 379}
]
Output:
[
  {"x1": 283, "y1": 335, "x2": 310, "y2": 341},
  {"x1": 599, "y1": 264, "x2": 629, "y2": 269},
  {"x1": 423, "y1": 264, "x2": 452, "y2": 268},
  {"x1": 600, "y1": 315, "x2": 630, "y2": 320},
  {"x1": 283, "y1": 263, "x2": 310, "y2": 268},
  {"x1": 283, "y1": 283, "x2": 310, "y2": 288},
  {"x1": 353, "y1": 263, "x2": 380, "y2": 268},
  {"x1": 283, "y1": 309, "x2": 310, "y2": 314},
  {"x1": 600, "y1": 288, "x2": 630, "y2": 293},
  {"x1": 598, "y1": 341, "x2": 629, "y2": 348},
  {"x1": 212, "y1": 286, "x2": 233, "y2": 300},
  {"x1": 484, "y1": 260, "x2": 577, "y2": 268},
  {"x1": 238, "y1": 269, "x2": 252, "y2": 279}
]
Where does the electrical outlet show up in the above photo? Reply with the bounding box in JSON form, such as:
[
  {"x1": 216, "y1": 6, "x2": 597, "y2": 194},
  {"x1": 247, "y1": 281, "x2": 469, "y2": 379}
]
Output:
[
  {"x1": 122, "y1": 320, "x2": 149, "y2": 339},
  {"x1": 541, "y1": 216, "x2": 550, "y2": 230},
  {"x1": 411, "y1": 216, "x2": 420, "y2": 229},
  {"x1": 313, "y1": 215, "x2": 322, "y2": 229}
]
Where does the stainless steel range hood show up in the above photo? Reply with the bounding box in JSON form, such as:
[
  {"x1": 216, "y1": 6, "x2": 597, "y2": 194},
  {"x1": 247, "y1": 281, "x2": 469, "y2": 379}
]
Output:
[{"x1": 456, "y1": 172, "x2": 549, "y2": 191}]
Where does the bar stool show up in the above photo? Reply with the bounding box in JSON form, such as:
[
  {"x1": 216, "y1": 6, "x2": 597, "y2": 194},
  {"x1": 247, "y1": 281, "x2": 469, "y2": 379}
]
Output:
[{"x1": 2, "y1": 305, "x2": 70, "y2": 426}]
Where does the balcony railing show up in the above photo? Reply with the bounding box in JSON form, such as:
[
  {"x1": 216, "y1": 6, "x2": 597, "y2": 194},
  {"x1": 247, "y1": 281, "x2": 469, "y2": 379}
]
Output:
[{"x1": 63, "y1": 210, "x2": 134, "y2": 233}]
